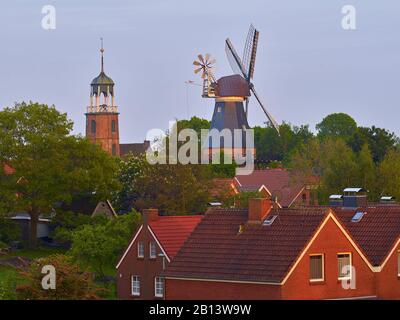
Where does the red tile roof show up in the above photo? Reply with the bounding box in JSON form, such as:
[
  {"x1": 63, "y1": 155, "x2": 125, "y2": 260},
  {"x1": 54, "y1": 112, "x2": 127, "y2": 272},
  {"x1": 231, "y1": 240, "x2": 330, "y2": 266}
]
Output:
[
  {"x1": 164, "y1": 207, "x2": 329, "y2": 283},
  {"x1": 2, "y1": 164, "x2": 15, "y2": 175},
  {"x1": 234, "y1": 169, "x2": 305, "y2": 207},
  {"x1": 149, "y1": 215, "x2": 203, "y2": 260},
  {"x1": 334, "y1": 205, "x2": 400, "y2": 266}
]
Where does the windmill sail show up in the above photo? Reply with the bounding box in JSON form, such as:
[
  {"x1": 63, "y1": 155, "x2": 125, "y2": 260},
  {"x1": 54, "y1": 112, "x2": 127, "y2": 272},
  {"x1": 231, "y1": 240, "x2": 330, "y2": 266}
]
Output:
[
  {"x1": 250, "y1": 86, "x2": 279, "y2": 132},
  {"x1": 225, "y1": 38, "x2": 247, "y2": 77},
  {"x1": 242, "y1": 24, "x2": 258, "y2": 80},
  {"x1": 225, "y1": 25, "x2": 279, "y2": 134}
]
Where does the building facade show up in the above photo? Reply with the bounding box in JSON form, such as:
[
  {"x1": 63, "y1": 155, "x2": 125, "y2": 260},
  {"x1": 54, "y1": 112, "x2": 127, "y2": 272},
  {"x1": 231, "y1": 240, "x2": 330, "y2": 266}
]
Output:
[
  {"x1": 164, "y1": 198, "x2": 400, "y2": 300},
  {"x1": 116, "y1": 209, "x2": 203, "y2": 300}
]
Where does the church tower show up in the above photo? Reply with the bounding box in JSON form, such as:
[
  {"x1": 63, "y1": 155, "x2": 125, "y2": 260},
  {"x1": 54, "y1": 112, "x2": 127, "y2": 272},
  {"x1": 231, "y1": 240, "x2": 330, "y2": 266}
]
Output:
[{"x1": 86, "y1": 40, "x2": 120, "y2": 156}]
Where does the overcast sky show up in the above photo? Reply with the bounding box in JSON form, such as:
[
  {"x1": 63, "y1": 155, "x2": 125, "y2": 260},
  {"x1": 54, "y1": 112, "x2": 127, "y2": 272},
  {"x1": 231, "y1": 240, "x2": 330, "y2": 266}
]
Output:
[{"x1": 0, "y1": 1, "x2": 399, "y2": 143}]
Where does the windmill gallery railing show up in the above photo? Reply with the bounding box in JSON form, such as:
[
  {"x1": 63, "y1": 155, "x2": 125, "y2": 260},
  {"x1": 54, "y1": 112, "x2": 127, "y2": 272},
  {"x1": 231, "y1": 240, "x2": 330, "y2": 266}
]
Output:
[{"x1": 86, "y1": 105, "x2": 118, "y2": 113}]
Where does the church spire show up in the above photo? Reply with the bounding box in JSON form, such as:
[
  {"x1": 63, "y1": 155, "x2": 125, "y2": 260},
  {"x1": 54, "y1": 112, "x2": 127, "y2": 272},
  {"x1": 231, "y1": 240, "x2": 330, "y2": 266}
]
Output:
[{"x1": 100, "y1": 37, "x2": 105, "y2": 73}]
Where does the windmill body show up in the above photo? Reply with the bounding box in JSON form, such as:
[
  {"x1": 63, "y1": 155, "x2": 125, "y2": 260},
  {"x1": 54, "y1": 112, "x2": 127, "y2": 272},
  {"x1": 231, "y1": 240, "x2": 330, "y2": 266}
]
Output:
[{"x1": 209, "y1": 75, "x2": 251, "y2": 152}]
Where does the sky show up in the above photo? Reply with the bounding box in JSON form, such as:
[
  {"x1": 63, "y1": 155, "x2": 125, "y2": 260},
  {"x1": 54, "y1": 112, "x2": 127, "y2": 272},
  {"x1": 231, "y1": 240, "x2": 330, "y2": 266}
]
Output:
[{"x1": 0, "y1": 0, "x2": 399, "y2": 143}]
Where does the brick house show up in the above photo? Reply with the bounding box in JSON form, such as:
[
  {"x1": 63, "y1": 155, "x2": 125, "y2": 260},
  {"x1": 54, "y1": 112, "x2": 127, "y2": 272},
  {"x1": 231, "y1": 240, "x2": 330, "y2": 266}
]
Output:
[
  {"x1": 233, "y1": 169, "x2": 317, "y2": 208},
  {"x1": 164, "y1": 197, "x2": 400, "y2": 300},
  {"x1": 116, "y1": 209, "x2": 203, "y2": 300},
  {"x1": 334, "y1": 205, "x2": 400, "y2": 299}
]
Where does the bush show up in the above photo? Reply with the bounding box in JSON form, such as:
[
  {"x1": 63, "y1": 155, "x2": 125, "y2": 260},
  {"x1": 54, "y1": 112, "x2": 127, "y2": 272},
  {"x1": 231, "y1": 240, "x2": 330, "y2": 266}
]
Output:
[
  {"x1": 0, "y1": 215, "x2": 20, "y2": 244},
  {"x1": 16, "y1": 254, "x2": 100, "y2": 300}
]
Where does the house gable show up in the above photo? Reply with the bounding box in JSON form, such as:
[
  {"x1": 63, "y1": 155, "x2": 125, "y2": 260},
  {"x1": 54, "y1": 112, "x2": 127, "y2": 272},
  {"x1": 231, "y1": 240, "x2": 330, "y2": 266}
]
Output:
[{"x1": 282, "y1": 213, "x2": 376, "y2": 299}]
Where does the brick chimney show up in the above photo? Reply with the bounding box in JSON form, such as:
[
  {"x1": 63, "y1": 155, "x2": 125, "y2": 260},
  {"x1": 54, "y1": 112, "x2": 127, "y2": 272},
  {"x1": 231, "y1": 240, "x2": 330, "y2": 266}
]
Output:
[
  {"x1": 248, "y1": 198, "x2": 272, "y2": 224},
  {"x1": 142, "y1": 208, "x2": 159, "y2": 225}
]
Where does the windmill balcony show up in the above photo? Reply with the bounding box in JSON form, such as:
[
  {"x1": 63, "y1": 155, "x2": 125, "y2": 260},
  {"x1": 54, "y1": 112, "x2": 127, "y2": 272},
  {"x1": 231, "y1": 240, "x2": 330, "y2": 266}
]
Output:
[{"x1": 87, "y1": 105, "x2": 118, "y2": 113}]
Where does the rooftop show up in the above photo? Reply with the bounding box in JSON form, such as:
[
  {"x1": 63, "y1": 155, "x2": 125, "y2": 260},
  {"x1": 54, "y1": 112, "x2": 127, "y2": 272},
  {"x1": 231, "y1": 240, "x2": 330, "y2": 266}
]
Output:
[
  {"x1": 334, "y1": 205, "x2": 400, "y2": 266},
  {"x1": 149, "y1": 215, "x2": 203, "y2": 260},
  {"x1": 164, "y1": 207, "x2": 328, "y2": 283},
  {"x1": 234, "y1": 169, "x2": 306, "y2": 207}
]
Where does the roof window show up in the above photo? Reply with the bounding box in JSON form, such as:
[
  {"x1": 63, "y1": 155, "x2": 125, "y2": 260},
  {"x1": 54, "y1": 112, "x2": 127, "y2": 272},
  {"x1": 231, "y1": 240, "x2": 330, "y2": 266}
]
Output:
[{"x1": 263, "y1": 215, "x2": 278, "y2": 226}]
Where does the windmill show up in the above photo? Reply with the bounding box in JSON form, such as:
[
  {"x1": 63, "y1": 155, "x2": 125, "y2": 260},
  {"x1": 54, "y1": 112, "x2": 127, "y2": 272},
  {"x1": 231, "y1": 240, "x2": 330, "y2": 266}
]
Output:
[
  {"x1": 193, "y1": 54, "x2": 216, "y2": 98},
  {"x1": 193, "y1": 25, "x2": 280, "y2": 151}
]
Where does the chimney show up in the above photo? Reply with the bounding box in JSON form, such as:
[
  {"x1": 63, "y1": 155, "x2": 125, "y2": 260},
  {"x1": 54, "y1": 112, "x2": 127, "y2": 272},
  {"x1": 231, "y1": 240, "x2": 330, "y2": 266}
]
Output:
[
  {"x1": 380, "y1": 196, "x2": 396, "y2": 204},
  {"x1": 142, "y1": 208, "x2": 159, "y2": 225},
  {"x1": 248, "y1": 198, "x2": 272, "y2": 224},
  {"x1": 329, "y1": 194, "x2": 343, "y2": 207},
  {"x1": 343, "y1": 188, "x2": 367, "y2": 208}
]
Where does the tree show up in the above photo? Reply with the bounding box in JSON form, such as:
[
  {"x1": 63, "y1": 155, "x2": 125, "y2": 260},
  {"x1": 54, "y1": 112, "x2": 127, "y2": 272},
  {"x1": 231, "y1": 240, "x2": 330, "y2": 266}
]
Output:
[
  {"x1": 378, "y1": 150, "x2": 400, "y2": 200},
  {"x1": 226, "y1": 191, "x2": 264, "y2": 208},
  {"x1": 0, "y1": 102, "x2": 120, "y2": 248},
  {"x1": 69, "y1": 211, "x2": 141, "y2": 278},
  {"x1": 254, "y1": 123, "x2": 313, "y2": 164},
  {"x1": 16, "y1": 254, "x2": 100, "y2": 300},
  {"x1": 0, "y1": 214, "x2": 20, "y2": 245},
  {"x1": 115, "y1": 154, "x2": 211, "y2": 215},
  {"x1": 288, "y1": 138, "x2": 359, "y2": 203},
  {"x1": 316, "y1": 113, "x2": 357, "y2": 141},
  {"x1": 355, "y1": 144, "x2": 377, "y2": 199},
  {"x1": 321, "y1": 139, "x2": 358, "y2": 195},
  {"x1": 50, "y1": 211, "x2": 95, "y2": 244},
  {"x1": 349, "y1": 126, "x2": 398, "y2": 163}
]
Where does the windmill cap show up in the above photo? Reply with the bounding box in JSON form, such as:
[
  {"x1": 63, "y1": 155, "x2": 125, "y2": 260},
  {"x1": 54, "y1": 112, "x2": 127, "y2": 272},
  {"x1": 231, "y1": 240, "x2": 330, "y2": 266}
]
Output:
[{"x1": 214, "y1": 75, "x2": 250, "y2": 97}]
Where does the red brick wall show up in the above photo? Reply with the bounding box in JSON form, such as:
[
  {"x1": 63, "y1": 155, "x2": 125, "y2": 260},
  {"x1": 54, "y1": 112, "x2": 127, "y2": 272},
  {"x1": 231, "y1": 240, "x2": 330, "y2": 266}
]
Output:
[
  {"x1": 86, "y1": 113, "x2": 120, "y2": 156},
  {"x1": 376, "y1": 241, "x2": 400, "y2": 299},
  {"x1": 117, "y1": 225, "x2": 166, "y2": 300},
  {"x1": 281, "y1": 217, "x2": 376, "y2": 299},
  {"x1": 165, "y1": 279, "x2": 281, "y2": 300}
]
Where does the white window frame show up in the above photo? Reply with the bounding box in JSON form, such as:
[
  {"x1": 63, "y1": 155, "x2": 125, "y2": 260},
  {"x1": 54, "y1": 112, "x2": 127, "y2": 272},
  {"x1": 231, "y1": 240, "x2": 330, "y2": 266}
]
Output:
[
  {"x1": 131, "y1": 275, "x2": 140, "y2": 296},
  {"x1": 309, "y1": 254, "x2": 325, "y2": 282},
  {"x1": 154, "y1": 277, "x2": 164, "y2": 298},
  {"x1": 337, "y1": 252, "x2": 352, "y2": 281},
  {"x1": 137, "y1": 242, "x2": 144, "y2": 258},
  {"x1": 150, "y1": 242, "x2": 157, "y2": 259}
]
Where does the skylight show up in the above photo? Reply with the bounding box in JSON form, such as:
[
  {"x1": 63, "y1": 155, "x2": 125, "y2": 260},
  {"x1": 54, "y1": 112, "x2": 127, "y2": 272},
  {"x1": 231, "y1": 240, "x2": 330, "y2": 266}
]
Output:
[
  {"x1": 263, "y1": 215, "x2": 278, "y2": 226},
  {"x1": 351, "y1": 211, "x2": 366, "y2": 223}
]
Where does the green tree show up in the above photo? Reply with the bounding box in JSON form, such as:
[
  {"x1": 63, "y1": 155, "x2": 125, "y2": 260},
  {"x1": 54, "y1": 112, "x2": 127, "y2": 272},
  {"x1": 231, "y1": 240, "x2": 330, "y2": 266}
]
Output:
[
  {"x1": 321, "y1": 139, "x2": 358, "y2": 195},
  {"x1": 50, "y1": 211, "x2": 94, "y2": 244},
  {"x1": 254, "y1": 123, "x2": 313, "y2": 164},
  {"x1": 316, "y1": 113, "x2": 357, "y2": 141},
  {"x1": 0, "y1": 214, "x2": 20, "y2": 245},
  {"x1": 355, "y1": 144, "x2": 377, "y2": 199},
  {"x1": 378, "y1": 150, "x2": 400, "y2": 200},
  {"x1": 289, "y1": 138, "x2": 358, "y2": 203},
  {"x1": 0, "y1": 102, "x2": 119, "y2": 248},
  {"x1": 349, "y1": 126, "x2": 398, "y2": 163},
  {"x1": 116, "y1": 154, "x2": 211, "y2": 215},
  {"x1": 69, "y1": 211, "x2": 141, "y2": 277}
]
